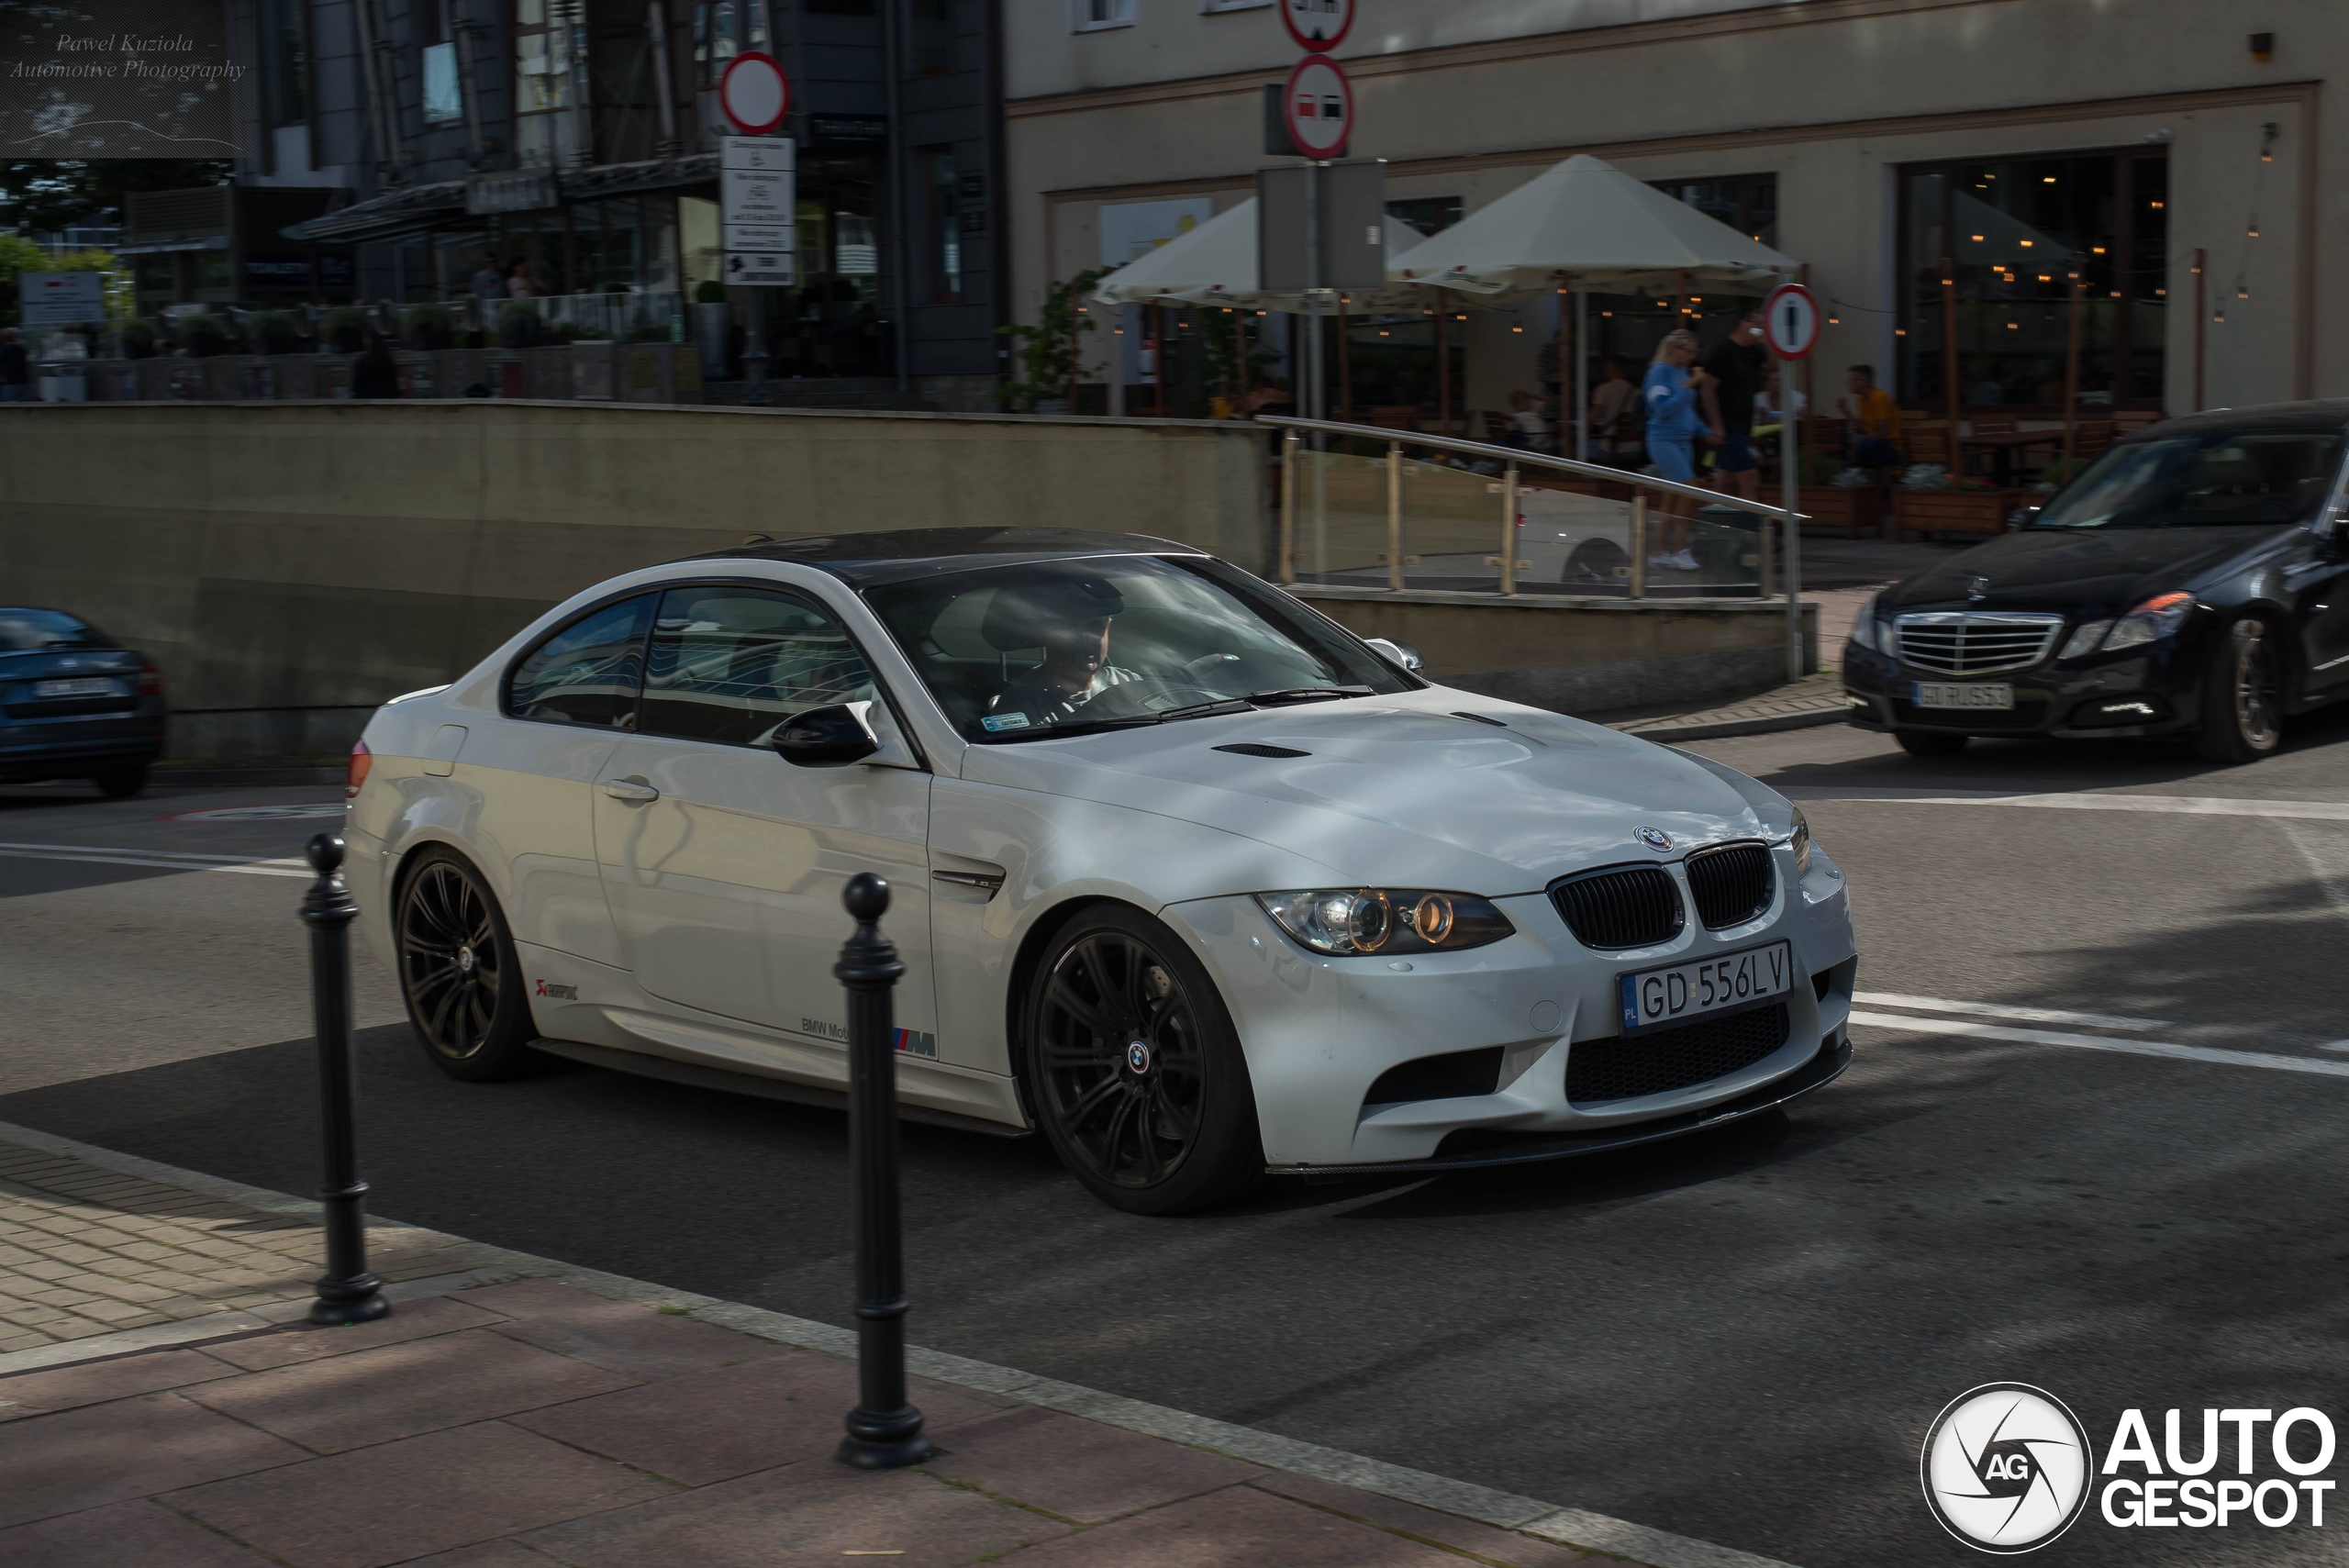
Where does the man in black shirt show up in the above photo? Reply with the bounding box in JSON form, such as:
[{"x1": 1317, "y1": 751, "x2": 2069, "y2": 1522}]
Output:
[{"x1": 1700, "y1": 308, "x2": 1769, "y2": 501}]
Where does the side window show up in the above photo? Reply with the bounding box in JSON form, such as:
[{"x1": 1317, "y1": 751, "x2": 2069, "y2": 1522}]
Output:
[
  {"x1": 505, "y1": 595, "x2": 654, "y2": 728},
  {"x1": 640, "y1": 586, "x2": 878, "y2": 746}
]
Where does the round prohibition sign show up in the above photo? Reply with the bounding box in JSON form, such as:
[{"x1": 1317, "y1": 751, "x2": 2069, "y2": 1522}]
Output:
[
  {"x1": 1280, "y1": 0, "x2": 1355, "y2": 52},
  {"x1": 1763, "y1": 282, "x2": 1822, "y2": 360},
  {"x1": 1282, "y1": 54, "x2": 1353, "y2": 160},
  {"x1": 718, "y1": 50, "x2": 791, "y2": 136}
]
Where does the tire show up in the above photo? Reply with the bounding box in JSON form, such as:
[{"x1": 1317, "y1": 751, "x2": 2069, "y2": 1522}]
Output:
[
  {"x1": 1020, "y1": 905, "x2": 1263, "y2": 1215},
  {"x1": 1895, "y1": 729, "x2": 1969, "y2": 759},
  {"x1": 395, "y1": 847, "x2": 540, "y2": 1082},
  {"x1": 2193, "y1": 616, "x2": 2284, "y2": 765},
  {"x1": 93, "y1": 764, "x2": 149, "y2": 799}
]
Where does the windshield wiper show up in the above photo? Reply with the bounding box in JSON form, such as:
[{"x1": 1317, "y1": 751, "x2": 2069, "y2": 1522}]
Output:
[
  {"x1": 1246, "y1": 685, "x2": 1373, "y2": 706},
  {"x1": 1152, "y1": 699, "x2": 1255, "y2": 721},
  {"x1": 982, "y1": 716, "x2": 1162, "y2": 742}
]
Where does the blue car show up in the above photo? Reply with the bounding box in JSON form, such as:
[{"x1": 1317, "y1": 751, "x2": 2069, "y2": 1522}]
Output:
[{"x1": 0, "y1": 607, "x2": 168, "y2": 797}]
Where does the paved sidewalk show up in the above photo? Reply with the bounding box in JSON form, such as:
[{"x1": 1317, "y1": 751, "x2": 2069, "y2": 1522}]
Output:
[
  {"x1": 0, "y1": 1126, "x2": 1801, "y2": 1568},
  {"x1": 1602, "y1": 670, "x2": 1847, "y2": 744}
]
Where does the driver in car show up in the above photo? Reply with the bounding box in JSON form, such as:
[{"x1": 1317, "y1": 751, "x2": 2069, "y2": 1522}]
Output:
[{"x1": 984, "y1": 575, "x2": 1144, "y2": 729}]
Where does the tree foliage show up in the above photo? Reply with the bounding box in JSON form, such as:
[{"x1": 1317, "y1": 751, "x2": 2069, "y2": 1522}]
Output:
[
  {"x1": 999, "y1": 269, "x2": 1107, "y2": 411},
  {"x1": 0, "y1": 159, "x2": 232, "y2": 235}
]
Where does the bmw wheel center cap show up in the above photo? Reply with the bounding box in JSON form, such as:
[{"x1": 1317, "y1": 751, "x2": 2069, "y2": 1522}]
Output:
[{"x1": 1125, "y1": 1040, "x2": 1152, "y2": 1074}]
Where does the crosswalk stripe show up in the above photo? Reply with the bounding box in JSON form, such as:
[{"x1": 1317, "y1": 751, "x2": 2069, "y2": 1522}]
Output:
[
  {"x1": 1787, "y1": 787, "x2": 2349, "y2": 822},
  {"x1": 1852, "y1": 991, "x2": 2168, "y2": 1031},
  {"x1": 0, "y1": 847, "x2": 309, "y2": 878},
  {"x1": 1849, "y1": 1009, "x2": 2349, "y2": 1081}
]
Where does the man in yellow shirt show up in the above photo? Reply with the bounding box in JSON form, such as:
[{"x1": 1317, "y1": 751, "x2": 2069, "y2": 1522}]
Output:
[{"x1": 1836, "y1": 364, "x2": 1903, "y2": 468}]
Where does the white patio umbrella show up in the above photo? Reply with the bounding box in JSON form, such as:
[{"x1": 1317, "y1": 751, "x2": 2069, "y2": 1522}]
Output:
[
  {"x1": 1389, "y1": 153, "x2": 1797, "y2": 297},
  {"x1": 1092, "y1": 197, "x2": 1428, "y2": 314}
]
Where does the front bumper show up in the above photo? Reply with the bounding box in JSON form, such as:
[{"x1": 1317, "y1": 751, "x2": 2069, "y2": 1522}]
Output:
[
  {"x1": 1841, "y1": 640, "x2": 2202, "y2": 740},
  {"x1": 0, "y1": 710, "x2": 167, "y2": 782},
  {"x1": 1163, "y1": 843, "x2": 1858, "y2": 1170}
]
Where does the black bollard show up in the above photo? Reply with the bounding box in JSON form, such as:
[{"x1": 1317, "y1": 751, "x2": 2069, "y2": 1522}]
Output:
[
  {"x1": 300, "y1": 834, "x2": 389, "y2": 1327},
  {"x1": 834, "y1": 873, "x2": 930, "y2": 1470}
]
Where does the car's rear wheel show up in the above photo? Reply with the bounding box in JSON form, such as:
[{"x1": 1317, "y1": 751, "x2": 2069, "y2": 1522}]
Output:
[
  {"x1": 92, "y1": 764, "x2": 148, "y2": 799},
  {"x1": 1022, "y1": 906, "x2": 1262, "y2": 1215},
  {"x1": 1895, "y1": 729, "x2": 1968, "y2": 759},
  {"x1": 396, "y1": 848, "x2": 540, "y2": 1081},
  {"x1": 2194, "y1": 616, "x2": 2284, "y2": 765}
]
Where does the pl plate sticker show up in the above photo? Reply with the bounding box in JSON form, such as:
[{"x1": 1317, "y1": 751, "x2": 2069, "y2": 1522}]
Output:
[{"x1": 982, "y1": 713, "x2": 1030, "y2": 731}]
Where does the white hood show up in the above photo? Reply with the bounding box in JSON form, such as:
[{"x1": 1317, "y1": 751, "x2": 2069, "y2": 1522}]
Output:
[{"x1": 958, "y1": 694, "x2": 1790, "y2": 898}]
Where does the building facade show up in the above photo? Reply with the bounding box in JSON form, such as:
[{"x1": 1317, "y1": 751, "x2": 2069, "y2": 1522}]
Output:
[
  {"x1": 1005, "y1": 0, "x2": 2321, "y2": 420},
  {"x1": 156, "y1": 0, "x2": 1010, "y2": 400}
]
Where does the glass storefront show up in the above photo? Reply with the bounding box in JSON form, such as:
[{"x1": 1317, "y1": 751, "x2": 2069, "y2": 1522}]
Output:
[{"x1": 1898, "y1": 150, "x2": 2167, "y2": 408}]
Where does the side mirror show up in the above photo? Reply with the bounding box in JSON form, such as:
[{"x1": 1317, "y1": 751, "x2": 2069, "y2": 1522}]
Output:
[
  {"x1": 2008, "y1": 505, "x2": 2041, "y2": 530},
  {"x1": 1363, "y1": 637, "x2": 1423, "y2": 673},
  {"x1": 774, "y1": 701, "x2": 881, "y2": 767}
]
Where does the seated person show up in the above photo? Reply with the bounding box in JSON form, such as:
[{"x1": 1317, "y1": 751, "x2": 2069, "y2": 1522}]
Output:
[
  {"x1": 983, "y1": 576, "x2": 1143, "y2": 730},
  {"x1": 1836, "y1": 363, "x2": 1903, "y2": 469}
]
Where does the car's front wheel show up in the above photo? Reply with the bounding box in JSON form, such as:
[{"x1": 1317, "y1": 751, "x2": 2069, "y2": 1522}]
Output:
[
  {"x1": 2194, "y1": 616, "x2": 2284, "y2": 765},
  {"x1": 395, "y1": 847, "x2": 540, "y2": 1081},
  {"x1": 1021, "y1": 906, "x2": 1262, "y2": 1215}
]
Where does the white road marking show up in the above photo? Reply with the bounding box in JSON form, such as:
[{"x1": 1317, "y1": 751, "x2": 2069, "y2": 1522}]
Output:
[
  {"x1": 1850, "y1": 1009, "x2": 2349, "y2": 1081},
  {"x1": 1787, "y1": 786, "x2": 2349, "y2": 822},
  {"x1": 0, "y1": 842, "x2": 309, "y2": 878},
  {"x1": 1854, "y1": 991, "x2": 2168, "y2": 1032}
]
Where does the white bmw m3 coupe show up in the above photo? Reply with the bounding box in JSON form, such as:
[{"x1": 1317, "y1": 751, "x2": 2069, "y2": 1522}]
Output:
[{"x1": 345, "y1": 528, "x2": 1857, "y2": 1213}]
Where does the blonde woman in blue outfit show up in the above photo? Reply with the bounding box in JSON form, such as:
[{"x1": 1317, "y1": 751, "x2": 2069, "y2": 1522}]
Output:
[{"x1": 1641, "y1": 329, "x2": 1713, "y2": 571}]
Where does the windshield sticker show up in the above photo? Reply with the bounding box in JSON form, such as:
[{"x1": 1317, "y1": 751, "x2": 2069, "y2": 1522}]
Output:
[{"x1": 982, "y1": 713, "x2": 1030, "y2": 731}]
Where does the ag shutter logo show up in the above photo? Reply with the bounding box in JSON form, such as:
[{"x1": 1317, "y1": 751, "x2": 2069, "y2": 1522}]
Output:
[{"x1": 1921, "y1": 1384, "x2": 2092, "y2": 1553}]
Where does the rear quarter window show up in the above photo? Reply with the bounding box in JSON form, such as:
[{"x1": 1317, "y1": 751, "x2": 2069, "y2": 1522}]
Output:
[{"x1": 505, "y1": 595, "x2": 655, "y2": 728}]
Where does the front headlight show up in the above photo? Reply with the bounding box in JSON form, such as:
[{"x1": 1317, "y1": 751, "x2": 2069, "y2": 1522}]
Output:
[
  {"x1": 1788, "y1": 806, "x2": 1812, "y2": 876},
  {"x1": 2099, "y1": 591, "x2": 2195, "y2": 652},
  {"x1": 1256, "y1": 888, "x2": 1515, "y2": 957},
  {"x1": 1847, "y1": 595, "x2": 1879, "y2": 652},
  {"x1": 2059, "y1": 619, "x2": 2113, "y2": 661}
]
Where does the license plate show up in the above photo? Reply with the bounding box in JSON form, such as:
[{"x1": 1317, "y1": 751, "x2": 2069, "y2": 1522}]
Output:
[
  {"x1": 1911, "y1": 681, "x2": 2014, "y2": 710},
  {"x1": 1619, "y1": 940, "x2": 1794, "y2": 1035},
  {"x1": 33, "y1": 678, "x2": 115, "y2": 698}
]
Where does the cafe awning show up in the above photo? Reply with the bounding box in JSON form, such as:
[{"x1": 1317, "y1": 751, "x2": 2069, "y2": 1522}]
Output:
[
  {"x1": 1092, "y1": 197, "x2": 1429, "y2": 315},
  {"x1": 1392, "y1": 154, "x2": 1798, "y2": 297}
]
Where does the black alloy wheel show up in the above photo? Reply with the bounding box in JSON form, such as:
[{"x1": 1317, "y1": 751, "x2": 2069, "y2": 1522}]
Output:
[
  {"x1": 396, "y1": 849, "x2": 540, "y2": 1081},
  {"x1": 92, "y1": 763, "x2": 148, "y2": 799},
  {"x1": 1024, "y1": 906, "x2": 1261, "y2": 1215},
  {"x1": 2195, "y1": 617, "x2": 2284, "y2": 764}
]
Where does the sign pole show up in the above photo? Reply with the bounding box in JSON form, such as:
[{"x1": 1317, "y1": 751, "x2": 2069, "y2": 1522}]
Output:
[
  {"x1": 1763, "y1": 280, "x2": 1820, "y2": 685},
  {"x1": 1305, "y1": 159, "x2": 1323, "y2": 426}
]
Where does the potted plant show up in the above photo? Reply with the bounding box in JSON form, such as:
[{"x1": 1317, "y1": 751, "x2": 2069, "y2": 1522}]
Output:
[
  {"x1": 1894, "y1": 470, "x2": 2025, "y2": 540},
  {"x1": 246, "y1": 310, "x2": 305, "y2": 356},
  {"x1": 320, "y1": 306, "x2": 370, "y2": 353},
  {"x1": 120, "y1": 318, "x2": 159, "y2": 359},
  {"x1": 1798, "y1": 455, "x2": 1887, "y2": 538},
  {"x1": 178, "y1": 314, "x2": 230, "y2": 358},
  {"x1": 998, "y1": 268, "x2": 1106, "y2": 413},
  {"x1": 496, "y1": 300, "x2": 544, "y2": 348},
  {"x1": 399, "y1": 302, "x2": 455, "y2": 351}
]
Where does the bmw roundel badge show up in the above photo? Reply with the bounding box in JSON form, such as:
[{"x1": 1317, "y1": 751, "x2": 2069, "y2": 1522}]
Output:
[{"x1": 1635, "y1": 826, "x2": 1673, "y2": 852}]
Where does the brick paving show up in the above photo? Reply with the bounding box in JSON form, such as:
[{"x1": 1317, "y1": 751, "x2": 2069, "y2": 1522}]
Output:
[
  {"x1": 0, "y1": 1130, "x2": 1794, "y2": 1567},
  {"x1": 1608, "y1": 669, "x2": 1846, "y2": 742},
  {"x1": 0, "y1": 1140, "x2": 489, "y2": 1355}
]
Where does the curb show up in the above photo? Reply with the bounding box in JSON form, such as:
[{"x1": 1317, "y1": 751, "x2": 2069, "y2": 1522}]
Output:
[
  {"x1": 0, "y1": 1117, "x2": 1803, "y2": 1568},
  {"x1": 1615, "y1": 705, "x2": 1849, "y2": 743}
]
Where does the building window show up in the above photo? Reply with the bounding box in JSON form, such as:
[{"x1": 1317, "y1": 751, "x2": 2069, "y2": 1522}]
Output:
[
  {"x1": 923, "y1": 148, "x2": 961, "y2": 299},
  {"x1": 1649, "y1": 173, "x2": 1777, "y2": 252},
  {"x1": 1072, "y1": 0, "x2": 1135, "y2": 32},
  {"x1": 262, "y1": 0, "x2": 309, "y2": 128},
  {"x1": 1386, "y1": 196, "x2": 1462, "y2": 238},
  {"x1": 1201, "y1": 0, "x2": 1271, "y2": 10},
  {"x1": 423, "y1": 42, "x2": 463, "y2": 125},
  {"x1": 1898, "y1": 150, "x2": 2167, "y2": 408},
  {"x1": 514, "y1": 0, "x2": 588, "y2": 168}
]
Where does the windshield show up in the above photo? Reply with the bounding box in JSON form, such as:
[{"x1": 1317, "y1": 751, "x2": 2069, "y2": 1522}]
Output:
[
  {"x1": 863, "y1": 554, "x2": 1416, "y2": 743},
  {"x1": 0, "y1": 608, "x2": 115, "y2": 652},
  {"x1": 2031, "y1": 430, "x2": 2343, "y2": 529}
]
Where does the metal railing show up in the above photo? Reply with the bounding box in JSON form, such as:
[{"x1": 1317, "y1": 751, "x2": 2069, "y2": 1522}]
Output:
[{"x1": 1262, "y1": 415, "x2": 1810, "y2": 681}]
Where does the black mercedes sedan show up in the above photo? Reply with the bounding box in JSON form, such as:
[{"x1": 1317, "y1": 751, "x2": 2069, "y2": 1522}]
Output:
[
  {"x1": 0, "y1": 607, "x2": 168, "y2": 796},
  {"x1": 1842, "y1": 402, "x2": 2349, "y2": 764}
]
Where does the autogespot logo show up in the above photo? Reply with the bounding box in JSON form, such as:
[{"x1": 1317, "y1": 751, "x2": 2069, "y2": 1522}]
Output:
[{"x1": 1921, "y1": 1384, "x2": 2092, "y2": 1553}]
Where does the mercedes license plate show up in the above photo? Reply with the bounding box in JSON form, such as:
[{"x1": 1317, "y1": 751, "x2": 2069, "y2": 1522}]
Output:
[
  {"x1": 33, "y1": 677, "x2": 115, "y2": 698},
  {"x1": 1618, "y1": 940, "x2": 1794, "y2": 1035},
  {"x1": 1911, "y1": 681, "x2": 2013, "y2": 709}
]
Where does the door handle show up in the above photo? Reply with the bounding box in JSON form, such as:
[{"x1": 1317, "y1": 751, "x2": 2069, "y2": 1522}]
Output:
[{"x1": 600, "y1": 777, "x2": 660, "y2": 802}]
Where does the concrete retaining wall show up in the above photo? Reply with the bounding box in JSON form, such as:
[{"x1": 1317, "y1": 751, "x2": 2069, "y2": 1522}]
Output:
[
  {"x1": 2, "y1": 400, "x2": 1270, "y2": 754},
  {"x1": 1295, "y1": 586, "x2": 1819, "y2": 714}
]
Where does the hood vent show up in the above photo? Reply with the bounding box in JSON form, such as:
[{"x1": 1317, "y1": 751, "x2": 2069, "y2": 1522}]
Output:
[{"x1": 1214, "y1": 742, "x2": 1309, "y2": 759}]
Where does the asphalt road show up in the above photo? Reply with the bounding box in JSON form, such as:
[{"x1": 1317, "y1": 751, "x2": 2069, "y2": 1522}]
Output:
[{"x1": 8, "y1": 716, "x2": 2349, "y2": 1568}]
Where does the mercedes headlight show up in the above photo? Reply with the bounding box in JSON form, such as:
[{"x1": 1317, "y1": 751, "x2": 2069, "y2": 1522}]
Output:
[
  {"x1": 1847, "y1": 595, "x2": 1879, "y2": 652},
  {"x1": 2099, "y1": 591, "x2": 2195, "y2": 652},
  {"x1": 1256, "y1": 888, "x2": 1515, "y2": 956},
  {"x1": 2059, "y1": 619, "x2": 2113, "y2": 660},
  {"x1": 1788, "y1": 806, "x2": 1813, "y2": 876}
]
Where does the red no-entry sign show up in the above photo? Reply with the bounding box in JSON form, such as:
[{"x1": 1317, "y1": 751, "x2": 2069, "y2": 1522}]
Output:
[
  {"x1": 1282, "y1": 55, "x2": 1353, "y2": 160},
  {"x1": 1280, "y1": 0, "x2": 1355, "y2": 52},
  {"x1": 718, "y1": 51, "x2": 790, "y2": 137},
  {"x1": 1764, "y1": 283, "x2": 1822, "y2": 360}
]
